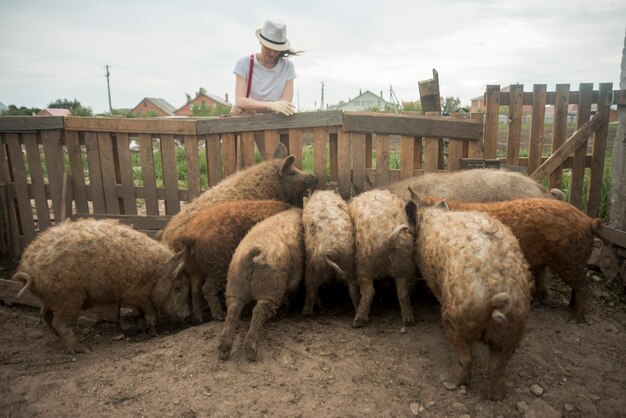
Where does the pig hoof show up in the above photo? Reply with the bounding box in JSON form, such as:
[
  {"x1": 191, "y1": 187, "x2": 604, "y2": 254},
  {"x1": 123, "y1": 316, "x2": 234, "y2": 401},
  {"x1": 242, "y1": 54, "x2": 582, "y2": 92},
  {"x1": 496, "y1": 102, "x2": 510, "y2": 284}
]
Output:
[
  {"x1": 487, "y1": 387, "x2": 506, "y2": 401},
  {"x1": 245, "y1": 342, "x2": 258, "y2": 362},
  {"x1": 302, "y1": 307, "x2": 314, "y2": 317},
  {"x1": 66, "y1": 342, "x2": 92, "y2": 354},
  {"x1": 218, "y1": 343, "x2": 231, "y2": 361},
  {"x1": 402, "y1": 316, "x2": 415, "y2": 326},
  {"x1": 352, "y1": 317, "x2": 368, "y2": 328}
]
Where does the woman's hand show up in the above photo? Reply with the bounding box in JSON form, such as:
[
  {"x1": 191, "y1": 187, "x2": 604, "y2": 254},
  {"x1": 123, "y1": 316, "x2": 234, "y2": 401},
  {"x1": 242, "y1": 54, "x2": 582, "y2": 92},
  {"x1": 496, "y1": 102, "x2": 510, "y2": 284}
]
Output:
[{"x1": 267, "y1": 101, "x2": 295, "y2": 116}]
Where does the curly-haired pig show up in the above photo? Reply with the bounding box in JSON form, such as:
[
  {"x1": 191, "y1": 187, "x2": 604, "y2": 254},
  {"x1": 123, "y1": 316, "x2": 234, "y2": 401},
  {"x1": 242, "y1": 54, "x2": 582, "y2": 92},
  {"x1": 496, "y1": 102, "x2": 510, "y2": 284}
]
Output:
[
  {"x1": 302, "y1": 189, "x2": 358, "y2": 316},
  {"x1": 376, "y1": 168, "x2": 563, "y2": 202},
  {"x1": 14, "y1": 218, "x2": 190, "y2": 354},
  {"x1": 160, "y1": 143, "x2": 317, "y2": 249},
  {"x1": 174, "y1": 199, "x2": 291, "y2": 323},
  {"x1": 348, "y1": 189, "x2": 417, "y2": 328},
  {"x1": 412, "y1": 191, "x2": 602, "y2": 321},
  {"x1": 405, "y1": 199, "x2": 533, "y2": 400},
  {"x1": 218, "y1": 208, "x2": 304, "y2": 362}
]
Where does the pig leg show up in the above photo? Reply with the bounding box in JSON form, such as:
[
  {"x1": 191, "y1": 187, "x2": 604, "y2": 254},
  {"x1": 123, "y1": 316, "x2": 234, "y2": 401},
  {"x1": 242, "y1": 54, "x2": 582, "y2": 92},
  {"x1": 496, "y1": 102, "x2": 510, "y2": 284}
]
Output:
[
  {"x1": 189, "y1": 272, "x2": 205, "y2": 324},
  {"x1": 486, "y1": 346, "x2": 515, "y2": 401},
  {"x1": 52, "y1": 310, "x2": 91, "y2": 354},
  {"x1": 448, "y1": 330, "x2": 473, "y2": 388},
  {"x1": 394, "y1": 274, "x2": 415, "y2": 325},
  {"x1": 353, "y1": 275, "x2": 375, "y2": 328},
  {"x1": 565, "y1": 266, "x2": 588, "y2": 323},
  {"x1": 302, "y1": 267, "x2": 320, "y2": 316},
  {"x1": 346, "y1": 277, "x2": 360, "y2": 313},
  {"x1": 531, "y1": 266, "x2": 547, "y2": 306},
  {"x1": 40, "y1": 305, "x2": 58, "y2": 336},
  {"x1": 243, "y1": 299, "x2": 277, "y2": 361},
  {"x1": 218, "y1": 297, "x2": 246, "y2": 360},
  {"x1": 202, "y1": 279, "x2": 225, "y2": 321}
]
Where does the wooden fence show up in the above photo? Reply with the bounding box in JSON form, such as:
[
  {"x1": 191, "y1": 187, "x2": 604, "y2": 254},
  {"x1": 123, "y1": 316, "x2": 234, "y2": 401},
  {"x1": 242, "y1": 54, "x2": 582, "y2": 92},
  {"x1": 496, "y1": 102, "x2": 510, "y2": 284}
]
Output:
[{"x1": 0, "y1": 82, "x2": 622, "y2": 259}]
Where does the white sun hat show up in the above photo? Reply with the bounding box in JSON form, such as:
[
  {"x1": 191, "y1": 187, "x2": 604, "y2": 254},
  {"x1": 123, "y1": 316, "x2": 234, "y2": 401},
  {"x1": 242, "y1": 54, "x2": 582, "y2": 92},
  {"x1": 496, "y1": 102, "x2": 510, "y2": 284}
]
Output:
[{"x1": 255, "y1": 19, "x2": 290, "y2": 51}]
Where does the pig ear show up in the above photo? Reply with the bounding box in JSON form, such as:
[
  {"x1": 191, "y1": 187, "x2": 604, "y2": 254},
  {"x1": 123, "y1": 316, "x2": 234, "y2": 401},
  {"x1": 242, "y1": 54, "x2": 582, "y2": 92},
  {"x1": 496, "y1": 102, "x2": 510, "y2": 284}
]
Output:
[
  {"x1": 279, "y1": 155, "x2": 296, "y2": 176},
  {"x1": 408, "y1": 186, "x2": 419, "y2": 201},
  {"x1": 274, "y1": 143, "x2": 289, "y2": 158},
  {"x1": 405, "y1": 201, "x2": 418, "y2": 226}
]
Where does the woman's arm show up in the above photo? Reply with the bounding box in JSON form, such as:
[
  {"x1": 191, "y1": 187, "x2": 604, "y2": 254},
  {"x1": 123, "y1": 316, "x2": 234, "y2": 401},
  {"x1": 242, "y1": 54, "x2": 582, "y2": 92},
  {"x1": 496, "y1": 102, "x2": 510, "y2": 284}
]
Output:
[{"x1": 234, "y1": 74, "x2": 274, "y2": 111}]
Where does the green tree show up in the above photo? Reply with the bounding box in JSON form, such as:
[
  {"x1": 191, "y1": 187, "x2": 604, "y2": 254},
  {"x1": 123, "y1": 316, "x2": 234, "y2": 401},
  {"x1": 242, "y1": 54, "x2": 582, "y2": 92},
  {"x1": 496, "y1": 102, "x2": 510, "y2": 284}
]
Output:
[
  {"x1": 48, "y1": 98, "x2": 92, "y2": 116},
  {"x1": 402, "y1": 101, "x2": 422, "y2": 112},
  {"x1": 191, "y1": 101, "x2": 231, "y2": 116},
  {"x1": 1, "y1": 105, "x2": 41, "y2": 116},
  {"x1": 441, "y1": 96, "x2": 461, "y2": 115}
]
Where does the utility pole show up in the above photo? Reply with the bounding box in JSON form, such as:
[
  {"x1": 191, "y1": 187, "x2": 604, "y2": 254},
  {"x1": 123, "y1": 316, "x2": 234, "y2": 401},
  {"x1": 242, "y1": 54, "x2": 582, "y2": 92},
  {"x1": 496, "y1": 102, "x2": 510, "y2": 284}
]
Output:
[
  {"x1": 105, "y1": 65, "x2": 113, "y2": 113},
  {"x1": 320, "y1": 82, "x2": 325, "y2": 111}
]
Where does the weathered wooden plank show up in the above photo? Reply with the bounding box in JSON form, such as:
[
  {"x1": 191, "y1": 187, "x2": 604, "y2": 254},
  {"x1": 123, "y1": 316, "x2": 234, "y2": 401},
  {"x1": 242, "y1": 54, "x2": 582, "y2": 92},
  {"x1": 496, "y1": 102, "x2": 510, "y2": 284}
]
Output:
[
  {"x1": 41, "y1": 130, "x2": 65, "y2": 222},
  {"x1": 447, "y1": 139, "x2": 463, "y2": 171},
  {"x1": 64, "y1": 131, "x2": 89, "y2": 213},
  {"x1": 529, "y1": 113, "x2": 605, "y2": 182},
  {"x1": 351, "y1": 133, "x2": 367, "y2": 194},
  {"x1": 159, "y1": 135, "x2": 181, "y2": 216},
  {"x1": 205, "y1": 134, "x2": 222, "y2": 187},
  {"x1": 0, "y1": 141, "x2": 21, "y2": 256},
  {"x1": 264, "y1": 130, "x2": 280, "y2": 161},
  {"x1": 506, "y1": 84, "x2": 524, "y2": 166},
  {"x1": 313, "y1": 127, "x2": 327, "y2": 187},
  {"x1": 137, "y1": 133, "x2": 159, "y2": 216},
  {"x1": 375, "y1": 134, "x2": 390, "y2": 187},
  {"x1": 587, "y1": 83, "x2": 612, "y2": 218},
  {"x1": 22, "y1": 133, "x2": 51, "y2": 230},
  {"x1": 114, "y1": 133, "x2": 137, "y2": 215},
  {"x1": 0, "y1": 116, "x2": 64, "y2": 131},
  {"x1": 483, "y1": 85, "x2": 500, "y2": 159},
  {"x1": 399, "y1": 136, "x2": 415, "y2": 180},
  {"x1": 414, "y1": 136, "x2": 423, "y2": 169},
  {"x1": 64, "y1": 116, "x2": 197, "y2": 135},
  {"x1": 240, "y1": 131, "x2": 256, "y2": 168},
  {"x1": 549, "y1": 84, "x2": 570, "y2": 189},
  {"x1": 0, "y1": 278, "x2": 41, "y2": 307},
  {"x1": 329, "y1": 133, "x2": 338, "y2": 182},
  {"x1": 196, "y1": 111, "x2": 344, "y2": 135},
  {"x1": 221, "y1": 133, "x2": 237, "y2": 178},
  {"x1": 598, "y1": 224, "x2": 626, "y2": 248},
  {"x1": 96, "y1": 132, "x2": 120, "y2": 214},
  {"x1": 467, "y1": 113, "x2": 483, "y2": 158},
  {"x1": 183, "y1": 135, "x2": 201, "y2": 200},
  {"x1": 84, "y1": 131, "x2": 106, "y2": 214},
  {"x1": 528, "y1": 84, "x2": 547, "y2": 175},
  {"x1": 337, "y1": 129, "x2": 351, "y2": 199},
  {"x1": 342, "y1": 112, "x2": 482, "y2": 140},
  {"x1": 288, "y1": 129, "x2": 303, "y2": 170},
  {"x1": 365, "y1": 133, "x2": 373, "y2": 169},
  {"x1": 5, "y1": 134, "x2": 35, "y2": 244},
  {"x1": 570, "y1": 83, "x2": 593, "y2": 209}
]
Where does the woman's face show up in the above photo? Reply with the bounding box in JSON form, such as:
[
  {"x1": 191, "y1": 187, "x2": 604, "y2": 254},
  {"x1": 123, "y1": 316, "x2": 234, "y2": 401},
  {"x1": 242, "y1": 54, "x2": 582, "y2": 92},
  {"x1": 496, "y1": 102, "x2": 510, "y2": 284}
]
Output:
[{"x1": 261, "y1": 45, "x2": 281, "y2": 64}]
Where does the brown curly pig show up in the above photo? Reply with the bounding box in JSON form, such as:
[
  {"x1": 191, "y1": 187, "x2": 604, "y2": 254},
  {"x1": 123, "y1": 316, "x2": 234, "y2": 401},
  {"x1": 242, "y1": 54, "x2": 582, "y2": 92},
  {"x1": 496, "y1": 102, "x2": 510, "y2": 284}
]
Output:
[
  {"x1": 376, "y1": 168, "x2": 563, "y2": 202},
  {"x1": 218, "y1": 208, "x2": 304, "y2": 362},
  {"x1": 348, "y1": 189, "x2": 416, "y2": 328},
  {"x1": 174, "y1": 199, "x2": 291, "y2": 323},
  {"x1": 159, "y1": 143, "x2": 317, "y2": 249},
  {"x1": 405, "y1": 200, "x2": 533, "y2": 400},
  {"x1": 302, "y1": 190, "x2": 357, "y2": 316},
  {"x1": 412, "y1": 192, "x2": 602, "y2": 322},
  {"x1": 14, "y1": 219, "x2": 190, "y2": 354}
]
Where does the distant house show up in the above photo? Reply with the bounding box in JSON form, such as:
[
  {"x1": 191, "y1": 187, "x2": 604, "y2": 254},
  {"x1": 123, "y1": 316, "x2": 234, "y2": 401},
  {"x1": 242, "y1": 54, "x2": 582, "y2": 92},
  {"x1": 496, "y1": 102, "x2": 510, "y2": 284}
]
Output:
[
  {"x1": 335, "y1": 90, "x2": 395, "y2": 111},
  {"x1": 130, "y1": 98, "x2": 176, "y2": 117},
  {"x1": 38, "y1": 108, "x2": 71, "y2": 116},
  {"x1": 174, "y1": 93, "x2": 230, "y2": 116}
]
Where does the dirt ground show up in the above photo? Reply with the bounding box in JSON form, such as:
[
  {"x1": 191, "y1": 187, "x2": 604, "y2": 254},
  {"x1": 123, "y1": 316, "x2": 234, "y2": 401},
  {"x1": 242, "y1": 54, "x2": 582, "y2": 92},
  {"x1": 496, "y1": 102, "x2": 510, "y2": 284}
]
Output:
[{"x1": 1, "y1": 261, "x2": 625, "y2": 418}]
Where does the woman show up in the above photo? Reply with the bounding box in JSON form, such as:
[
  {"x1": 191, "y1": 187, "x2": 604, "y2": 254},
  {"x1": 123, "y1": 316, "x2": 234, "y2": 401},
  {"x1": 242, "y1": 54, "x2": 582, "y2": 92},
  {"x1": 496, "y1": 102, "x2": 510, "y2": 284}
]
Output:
[{"x1": 232, "y1": 19, "x2": 298, "y2": 116}]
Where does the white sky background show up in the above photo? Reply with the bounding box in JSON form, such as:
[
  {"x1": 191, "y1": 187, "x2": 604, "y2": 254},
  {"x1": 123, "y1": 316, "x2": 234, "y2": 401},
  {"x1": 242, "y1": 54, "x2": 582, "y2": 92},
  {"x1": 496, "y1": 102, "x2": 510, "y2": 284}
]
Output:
[{"x1": 0, "y1": 0, "x2": 624, "y2": 114}]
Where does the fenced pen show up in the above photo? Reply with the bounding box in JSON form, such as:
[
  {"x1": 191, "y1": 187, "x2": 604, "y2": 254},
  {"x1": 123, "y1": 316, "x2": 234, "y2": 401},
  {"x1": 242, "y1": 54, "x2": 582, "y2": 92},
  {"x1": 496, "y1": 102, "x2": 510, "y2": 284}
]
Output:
[{"x1": 0, "y1": 82, "x2": 624, "y2": 266}]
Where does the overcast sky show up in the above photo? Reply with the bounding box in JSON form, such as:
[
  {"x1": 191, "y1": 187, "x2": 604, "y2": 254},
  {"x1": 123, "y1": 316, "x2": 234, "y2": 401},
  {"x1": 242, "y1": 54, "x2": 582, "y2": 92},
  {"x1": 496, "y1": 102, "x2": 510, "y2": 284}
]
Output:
[{"x1": 1, "y1": 0, "x2": 624, "y2": 114}]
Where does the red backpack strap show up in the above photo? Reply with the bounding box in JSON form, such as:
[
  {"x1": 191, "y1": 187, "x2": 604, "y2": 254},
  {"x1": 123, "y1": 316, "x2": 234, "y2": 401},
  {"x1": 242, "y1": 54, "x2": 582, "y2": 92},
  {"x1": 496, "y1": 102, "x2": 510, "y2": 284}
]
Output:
[{"x1": 246, "y1": 54, "x2": 254, "y2": 98}]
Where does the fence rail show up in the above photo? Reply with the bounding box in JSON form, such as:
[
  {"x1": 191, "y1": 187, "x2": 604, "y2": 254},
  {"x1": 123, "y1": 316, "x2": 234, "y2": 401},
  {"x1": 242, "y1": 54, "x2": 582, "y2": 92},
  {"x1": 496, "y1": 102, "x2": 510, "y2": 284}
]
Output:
[{"x1": 0, "y1": 83, "x2": 621, "y2": 258}]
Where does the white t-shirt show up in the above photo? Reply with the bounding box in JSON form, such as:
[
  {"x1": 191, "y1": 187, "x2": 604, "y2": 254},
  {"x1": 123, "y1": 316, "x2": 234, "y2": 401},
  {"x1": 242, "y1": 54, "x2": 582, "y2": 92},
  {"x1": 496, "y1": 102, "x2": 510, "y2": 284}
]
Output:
[{"x1": 233, "y1": 55, "x2": 296, "y2": 101}]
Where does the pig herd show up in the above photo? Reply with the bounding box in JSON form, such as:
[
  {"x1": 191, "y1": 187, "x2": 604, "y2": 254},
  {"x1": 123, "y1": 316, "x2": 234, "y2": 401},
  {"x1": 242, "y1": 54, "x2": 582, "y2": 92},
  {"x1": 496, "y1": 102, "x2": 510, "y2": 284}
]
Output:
[{"x1": 14, "y1": 143, "x2": 602, "y2": 400}]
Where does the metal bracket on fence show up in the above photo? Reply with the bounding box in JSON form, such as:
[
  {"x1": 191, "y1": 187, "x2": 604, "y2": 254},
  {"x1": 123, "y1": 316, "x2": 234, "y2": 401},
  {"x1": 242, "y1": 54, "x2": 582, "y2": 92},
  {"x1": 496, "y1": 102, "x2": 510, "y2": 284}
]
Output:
[{"x1": 459, "y1": 158, "x2": 501, "y2": 170}]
